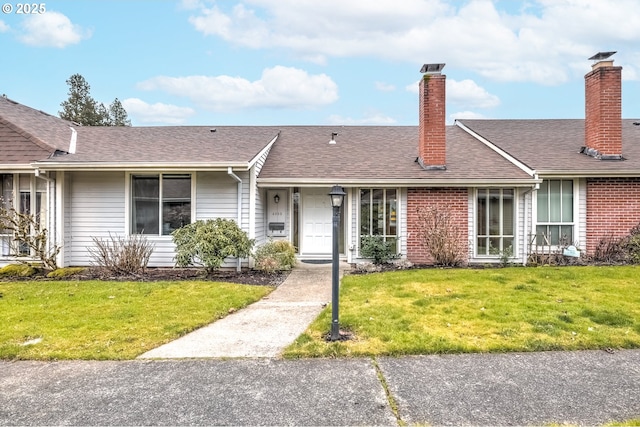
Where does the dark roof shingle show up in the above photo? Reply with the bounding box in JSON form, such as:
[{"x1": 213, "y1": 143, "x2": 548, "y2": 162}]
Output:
[
  {"x1": 258, "y1": 125, "x2": 533, "y2": 183},
  {"x1": 459, "y1": 119, "x2": 640, "y2": 174}
]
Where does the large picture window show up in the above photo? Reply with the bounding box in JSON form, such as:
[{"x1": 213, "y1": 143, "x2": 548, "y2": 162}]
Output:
[
  {"x1": 360, "y1": 188, "x2": 397, "y2": 245},
  {"x1": 131, "y1": 174, "x2": 191, "y2": 235},
  {"x1": 477, "y1": 188, "x2": 514, "y2": 256},
  {"x1": 536, "y1": 179, "x2": 573, "y2": 245}
]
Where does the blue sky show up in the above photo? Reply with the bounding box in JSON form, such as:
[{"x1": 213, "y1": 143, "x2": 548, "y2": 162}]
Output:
[{"x1": 1, "y1": 0, "x2": 639, "y2": 126}]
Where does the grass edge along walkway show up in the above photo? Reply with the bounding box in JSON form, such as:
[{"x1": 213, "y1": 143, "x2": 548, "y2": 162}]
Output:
[
  {"x1": 284, "y1": 265, "x2": 640, "y2": 358},
  {"x1": 0, "y1": 279, "x2": 272, "y2": 360}
]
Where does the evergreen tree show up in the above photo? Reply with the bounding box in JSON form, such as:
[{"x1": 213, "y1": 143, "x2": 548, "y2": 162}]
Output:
[
  {"x1": 59, "y1": 74, "x2": 130, "y2": 126},
  {"x1": 108, "y1": 98, "x2": 131, "y2": 126}
]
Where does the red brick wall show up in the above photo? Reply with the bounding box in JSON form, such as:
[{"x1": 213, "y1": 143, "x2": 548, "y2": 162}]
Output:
[
  {"x1": 585, "y1": 65, "x2": 622, "y2": 157},
  {"x1": 407, "y1": 187, "x2": 468, "y2": 264},
  {"x1": 586, "y1": 178, "x2": 640, "y2": 254},
  {"x1": 418, "y1": 74, "x2": 446, "y2": 168}
]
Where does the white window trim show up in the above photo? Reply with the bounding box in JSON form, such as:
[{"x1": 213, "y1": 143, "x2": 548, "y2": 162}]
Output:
[
  {"x1": 356, "y1": 187, "x2": 401, "y2": 258},
  {"x1": 474, "y1": 188, "x2": 517, "y2": 258},
  {"x1": 532, "y1": 178, "x2": 578, "y2": 248},
  {"x1": 125, "y1": 172, "x2": 196, "y2": 237}
]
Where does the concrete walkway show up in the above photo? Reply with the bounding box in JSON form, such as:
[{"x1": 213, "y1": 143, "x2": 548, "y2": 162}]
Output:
[{"x1": 139, "y1": 261, "x2": 348, "y2": 359}]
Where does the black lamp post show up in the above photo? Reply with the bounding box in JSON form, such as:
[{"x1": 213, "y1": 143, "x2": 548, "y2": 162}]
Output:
[{"x1": 328, "y1": 185, "x2": 346, "y2": 341}]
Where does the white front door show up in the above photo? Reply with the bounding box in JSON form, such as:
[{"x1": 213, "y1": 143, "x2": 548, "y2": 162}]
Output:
[{"x1": 301, "y1": 187, "x2": 333, "y2": 255}]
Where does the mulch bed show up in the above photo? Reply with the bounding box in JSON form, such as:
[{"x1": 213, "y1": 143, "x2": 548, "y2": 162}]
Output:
[{"x1": 2, "y1": 267, "x2": 290, "y2": 287}]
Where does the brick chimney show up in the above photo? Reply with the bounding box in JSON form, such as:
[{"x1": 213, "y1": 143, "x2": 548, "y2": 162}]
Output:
[
  {"x1": 418, "y1": 63, "x2": 446, "y2": 170},
  {"x1": 583, "y1": 51, "x2": 623, "y2": 160}
]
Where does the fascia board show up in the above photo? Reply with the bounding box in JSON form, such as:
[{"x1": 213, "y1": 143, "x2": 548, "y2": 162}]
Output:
[
  {"x1": 30, "y1": 162, "x2": 250, "y2": 172},
  {"x1": 257, "y1": 178, "x2": 541, "y2": 188},
  {"x1": 536, "y1": 169, "x2": 640, "y2": 178}
]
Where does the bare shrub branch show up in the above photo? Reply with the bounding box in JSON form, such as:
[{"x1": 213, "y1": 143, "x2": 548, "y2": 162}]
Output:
[
  {"x1": 88, "y1": 233, "x2": 154, "y2": 275},
  {"x1": 0, "y1": 199, "x2": 60, "y2": 270},
  {"x1": 416, "y1": 205, "x2": 466, "y2": 267}
]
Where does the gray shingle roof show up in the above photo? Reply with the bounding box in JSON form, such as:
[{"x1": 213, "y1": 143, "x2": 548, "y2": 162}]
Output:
[
  {"x1": 0, "y1": 96, "x2": 74, "y2": 164},
  {"x1": 3, "y1": 95, "x2": 639, "y2": 181},
  {"x1": 258, "y1": 125, "x2": 534, "y2": 184},
  {"x1": 39, "y1": 126, "x2": 279, "y2": 166},
  {"x1": 458, "y1": 119, "x2": 640, "y2": 175}
]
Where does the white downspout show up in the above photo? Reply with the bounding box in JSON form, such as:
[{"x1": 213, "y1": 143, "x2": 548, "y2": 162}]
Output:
[{"x1": 227, "y1": 167, "x2": 243, "y2": 272}]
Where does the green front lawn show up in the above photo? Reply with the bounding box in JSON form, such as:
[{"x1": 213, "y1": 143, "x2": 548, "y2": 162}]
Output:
[
  {"x1": 284, "y1": 266, "x2": 640, "y2": 358},
  {"x1": 0, "y1": 280, "x2": 272, "y2": 360}
]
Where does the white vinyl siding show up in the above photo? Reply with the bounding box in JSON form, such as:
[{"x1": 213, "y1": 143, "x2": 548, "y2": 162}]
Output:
[
  {"x1": 196, "y1": 172, "x2": 239, "y2": 221},
  {"x1": 68, "y1": 171, "x2": 126, "y2": 266},
  {"x1": 66, "y1": 170, "x2": 251, "y2": 268}
]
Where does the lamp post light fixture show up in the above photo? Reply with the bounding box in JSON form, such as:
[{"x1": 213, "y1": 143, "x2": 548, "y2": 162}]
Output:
[{"x1": 328, "y1": 185, "x2": 346, "y2": 341}]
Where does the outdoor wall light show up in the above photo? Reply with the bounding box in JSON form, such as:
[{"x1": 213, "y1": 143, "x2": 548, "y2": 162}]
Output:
[{"x1": 274, "y1": 194, "x2": 280, "y2": 204}]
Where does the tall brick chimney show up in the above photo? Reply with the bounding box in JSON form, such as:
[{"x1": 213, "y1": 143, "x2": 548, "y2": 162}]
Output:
[
  {"x1": 583, "y1": 51, "x2": 623, "y2": 160},
  {"x1": 418, "y1": 63, "x2": 446, "y2": 170}
]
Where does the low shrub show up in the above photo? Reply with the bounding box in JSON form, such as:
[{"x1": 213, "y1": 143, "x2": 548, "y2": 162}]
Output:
[
  {"x1": 88, "y1": 233, "x2": 154, "y2": 275},
  {"x1": 415, "y1": 205, "x2": 467, "y2": 267},
  {"x1": 625, "y1": 223, "x2": 640, "y2": 264},
  {"x1": 172, "y1": 219, "x2": 254, "y2": 272},
  {"x1": 593, "y1": 223, "x2": 640, "y2": 265},
  {"x1": 0, "y1": 263, "x2": 38, "y2": 277},
  {"x1": 46, "y1": 267, "x2": 87, "y2": 279},
  {"x1": 359, "y1": 235, "x2": 398, "y2": 265},
  {"x1": 254, "y1": 239, "x2": 297, "y2": 272}
]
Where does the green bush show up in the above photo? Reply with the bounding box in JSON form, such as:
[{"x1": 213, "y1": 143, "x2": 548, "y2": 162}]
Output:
[
  {"x1": 0, "y1": 264, "x2": 38, "y2": 277},
  {"x1": 360, "y1": 235, "x2": 398, "y2": 265},
  {"x1": 172, "y1": 219, "x2": 254, "y2": 272},
  {"x1": 254, "y1": 239, "x2": 297, "y2": 272},
  {"x1": 625, "y1": 223, "x2": 640, "y2": 264},
  {"x1": 46, "y1": 267, "x2": 86, "y2": 279}
]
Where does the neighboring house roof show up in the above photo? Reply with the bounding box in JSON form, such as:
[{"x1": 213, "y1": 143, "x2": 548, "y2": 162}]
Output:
[
  {"x1": 257, "y1": 125, "x2": 535, "y2": 186},
  {"x1": 458, "y1": 119, "x2": 640, "y2": 176},
  {"x1": 0, "y1": 96, "x2": 74, "y2": 165},
  {"x1": 36, "y1": 126, "x2": 279, "y2": 169},
  {"x1": 0, "y1": 119, "x2": 55, "y2": 165}
]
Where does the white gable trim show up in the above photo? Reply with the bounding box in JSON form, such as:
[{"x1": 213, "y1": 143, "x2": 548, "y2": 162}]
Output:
[
  {"x1": 455, "y1": 120, "x2": 538, "y2": 178},
  {"x1": 247, "y1": 133, "x2": 279, "y2": 169}
]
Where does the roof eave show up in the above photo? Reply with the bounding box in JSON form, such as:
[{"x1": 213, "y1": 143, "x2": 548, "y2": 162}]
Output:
[
  {"x1": 537, "y1": 169, "x2": 640, "y2": 178},
  {"x1": 257, "y1": 177, "x2": 541, "y2": 187},
  {"x1": 31, "y1": 161, "x2": 251, "y2": 172}
]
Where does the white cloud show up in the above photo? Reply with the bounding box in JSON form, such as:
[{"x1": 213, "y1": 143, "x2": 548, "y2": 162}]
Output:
[
  {"x1": 405, "y1": 78, "x2": 500, "y2": 110},
  {"x1": 122, "y1": 98, "x2": 195, "y2": 125},
  {"x1": 447, "y1": 79, "x2": 500, "y2": 109},
  {"x1": 137, "y1": 66, "x2": 338, "y2": 111},
  {"x1": 186, "y1": 0, "x2": 640, "y2": 84},
  {"x1": 19, "y1": 11, "x2": 91, "y2": 48},
  {"x1": 326, "y1": 111, "x2": 397, "y2": 125},
  {"x1": 0, "y1": 20, "x2": 9, "y2": 32},
  {"x1": 375, "y1": 82, "x2": 396, "y2": 92}
]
